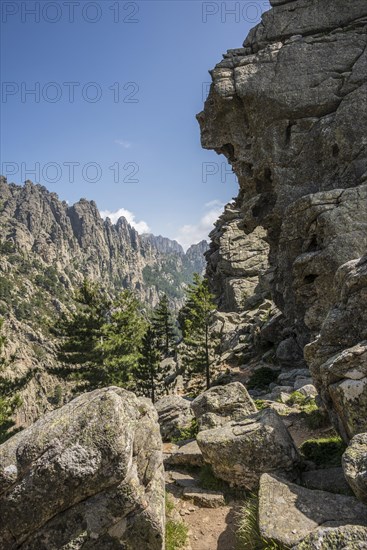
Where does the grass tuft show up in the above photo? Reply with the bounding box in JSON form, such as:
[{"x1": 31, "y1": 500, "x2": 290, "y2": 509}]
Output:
[
  {"x1": 165, "y1": 492, "x2": 188, "y2": 550},
  {"x1": 236, "y1": 495, "x2": 287, "y2": 550},
  {"x1": 166, "y1": 520, "x2": 189, "y2": 550},
  {"x1": 286, "y1": 393, "x2": 329, "y2": 429},
  {"x1": 255, "y1": 399, "x2": 270, "y2": 411}
]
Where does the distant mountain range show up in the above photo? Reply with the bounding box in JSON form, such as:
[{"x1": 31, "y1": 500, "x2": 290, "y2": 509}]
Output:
[{"x1": 0, "y1": 176, "x2": 208, "y2": 425}]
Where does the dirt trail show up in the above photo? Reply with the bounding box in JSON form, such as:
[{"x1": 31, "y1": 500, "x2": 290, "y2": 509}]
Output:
[{"x1": 172, "y1": 494, "x2": 239, "y2": 550}]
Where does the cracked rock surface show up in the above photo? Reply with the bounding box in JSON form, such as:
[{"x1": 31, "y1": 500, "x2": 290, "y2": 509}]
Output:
[
  {"x1": 0, "y1": 387, "x2": 165, "y2": 550},
  {"x1": 198, "y1": 0, "x2": 367, "y2": 440}
]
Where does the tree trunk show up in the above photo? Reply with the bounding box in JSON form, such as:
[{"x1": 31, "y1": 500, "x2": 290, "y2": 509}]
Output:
[
  {"x1": 151, "y1": 367, "x2": 155, "y2": 404},
  {"x1": 205, "y1": 324, "x2": 210, "y2": 390}
]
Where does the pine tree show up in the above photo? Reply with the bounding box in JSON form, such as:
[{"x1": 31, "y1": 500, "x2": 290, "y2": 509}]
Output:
[
  {"x1": 0, "y1": 318, "x2": 22, "y2": 443},
  {"x1": 54, "y1": 279, "x2": 109, "y2": 390},
  {"x1": 97, "y1": 290, "x2": 146, "y2": 388},
  {"x1": 152, "y1": 295, "x2": 176, "y2": 357},
  {"x1": 133, "y1": 325, "x2": 165, "y2": 403},
  {"x1": 179, "y1": 274, "x2": 218, "y2": 389}
]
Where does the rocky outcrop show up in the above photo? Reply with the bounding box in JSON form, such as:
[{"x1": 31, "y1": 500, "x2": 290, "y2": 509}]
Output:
[
  {"x1": 0, "y1": 387, "x2": 165, "y2": 550},
  {"x1": 197, "y1": 409, "x2": 299, "y2": 490},
  {"x1": 206, "y1": 205, "x2": 269, "y2": 312},
  {"x1": 306, "y1": 255, "x2": 367, "y2": 441},
  {"x1": 259, "y1": 474, "x2": 367, "y2": 549},
  {"x1": 140, "y1": 233, "x2": 185, "y2": 256},
  {"x1": 155, "y1": 395, "x2": 194, "y2": 442},
  {"x1": 191, "y1": 382, "x2": 257, "y2": 430},
  {"x1": 343, "y1": 433, "x2": 367, "y2": 504},
  {"x1": 198, "y1": 0, "x2": 367, "y2": 437},
  {"x1": 185, "y1": 240, "x2": 209, "y2": 275},
  {"x1": 301, "y1": 467, "x2": 352, "y2": 496}
]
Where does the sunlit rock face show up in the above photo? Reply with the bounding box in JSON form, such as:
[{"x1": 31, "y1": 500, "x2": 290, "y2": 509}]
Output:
[
  {"x1": 198, "y1": 0, "x2": 367, "y2": 437},
  {"x1": 0, "y1": 387, "x2": 165, "y2": 550}
]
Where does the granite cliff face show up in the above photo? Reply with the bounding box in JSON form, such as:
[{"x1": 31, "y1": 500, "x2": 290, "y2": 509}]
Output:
[
  {"x1": 0, "y1": 177, "x2": 208, "y2": 426},
  {"x1": 199, "y1": 0, "x2": 367, "y2": 439},
  {"x1": 206, "y1": 203, "x2": 270, "y2": 312}
]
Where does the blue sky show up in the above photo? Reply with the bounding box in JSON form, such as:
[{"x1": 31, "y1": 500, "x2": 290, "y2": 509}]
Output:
[{"x1": 1, "y1": 0, "x2": 270, "y2": 249}]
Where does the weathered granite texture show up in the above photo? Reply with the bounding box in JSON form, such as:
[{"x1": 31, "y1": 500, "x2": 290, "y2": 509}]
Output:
[
  {"x1": 0, "y1": 387, "x2": 165, "y2": 550},
  {"x1": 191, "y1": 382, "x2": 257, "y2": 430},
  {"x1": 306, "y1": 255, "x2": 367, "y2": 440},
  {"x1": 206, "y1": 206, "x2": 270, "y2": 312},
  {"x1": 155, "y1": 395, "x2": 194, "y2": 441},
  {"x1": 196, "y1": 409, "x2": 300, "y2": 489},
  {"x1": 343, "y1": 432, "x2": 367, "y2": 504},
  {"x1": 259, "y1": 474, "x2": 367, "y2": 548}
]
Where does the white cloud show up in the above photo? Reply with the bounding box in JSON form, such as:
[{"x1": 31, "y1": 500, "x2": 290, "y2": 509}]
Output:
[
  {"x1": 175, "y1": 200, "x2": 225, "y2": 251},
  {"x1": 115, "y1": 139, "x2": 131, "y2": 149},
  {"x1": 100, "y1": 208, "x2": 150, "y2": 234},
  {"x1": 204, "y1": 199, "x2": 224, "y2": 209}
]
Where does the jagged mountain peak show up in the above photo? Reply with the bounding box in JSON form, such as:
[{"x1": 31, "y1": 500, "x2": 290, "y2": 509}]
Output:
[
  {"x1": 140, "y1": 233, "x2": 185, "y2": 256},
  {"x1": 0, "y1": 178, "x2": 208, "y2": 307}
]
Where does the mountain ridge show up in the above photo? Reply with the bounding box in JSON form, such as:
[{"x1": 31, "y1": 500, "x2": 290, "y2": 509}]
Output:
[{"x1": 0, "y1": 176, "x2": 208, "y2": 425}]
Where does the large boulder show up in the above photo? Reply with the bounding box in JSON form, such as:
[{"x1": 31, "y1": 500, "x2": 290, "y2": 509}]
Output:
[
  {"x1": 155, "y1": 395, "x2": 194, "y2": 442},
  {"x1": 191, "y1": 382, "x2": 257, "y2": 430},
  {"x1": 292, "y1": 526, "x2": 367, "y2": 550},
  {"x1": 196, "y1": 408, "x2": 299, "y2": 489},
  {"x1": 259, "y1": 473, "x2": 367, "y2": 548},
  {"x1": 343, "y1": 432, "x2": 367, "y2": 504},
  {"x1": 0, "y1": 387, "x2": 165, "y2": 550},
  {"x1": 206, "y1": 214, "x2": 270, "y2": 312}
]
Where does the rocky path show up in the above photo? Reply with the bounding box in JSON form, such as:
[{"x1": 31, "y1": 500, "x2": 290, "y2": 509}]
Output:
[
  {"x1": 178, "y1": 502, "x2": 238, "y2": 550},
  {"x1": 165, "y1": 466, "x2": 240, "y2": 550}
]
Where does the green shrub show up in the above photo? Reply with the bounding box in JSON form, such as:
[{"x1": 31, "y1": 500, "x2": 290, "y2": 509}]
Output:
[
  {"x1": 165, "y1": 492, "x2": 175, "y2": 514},
  {"x1": 0, "y1": 241, "x2": 15, "y2": 254},
  {"x1": 172, "y1": 418, "x2": 199, "y2": 443},
  {"x1": 286, "y1": 391, "x2": 306, "y2": 406},
  {"x1": 53, "y1": 385, "x2": 63, "y2": 406},
  {"x1": 0, "y1": 277, "x2": 13, "y2": 302},
  {"x1": 300, "y1": 436, "x2": 346, "y2": 467},
  {"x1": 247, "y1": 367, "x2": 280, "y2": 390},
  {"x1": 286, "y1": 394, "x2": 329, "y2": 429},
  {"x1": 254, "y1": 399, "x2": 270, "y2": 411},
  {"x1": 32, "y1": 344, "x2": 47, "y2": 361}
]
